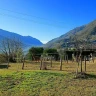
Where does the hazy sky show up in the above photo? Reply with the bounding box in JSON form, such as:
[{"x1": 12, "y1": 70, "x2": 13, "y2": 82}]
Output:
[{"x1": 0, "y1": 0, "x2": 96, "y2": 44}]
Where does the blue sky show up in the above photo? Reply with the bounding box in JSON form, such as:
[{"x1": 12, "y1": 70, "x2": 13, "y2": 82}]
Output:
[{"x1": 0, "y1": 0, "x2": 96, "y2": 44}]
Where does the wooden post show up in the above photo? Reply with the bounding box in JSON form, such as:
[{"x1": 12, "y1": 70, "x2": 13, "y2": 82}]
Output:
[
  {"x1": 51, "y1": 56, "x2": 52, "y2": 67},
  {"x1": 7, "y1": 56, "x2": 9, "y2": 69},
  {"x1": 84, "y1": 56, "x2": 86, "y2": 72},
  {"x1": 72, "y1": 54, "x2": 74, "y2": 62},
  {"x1": 77, "y1": 56, "x2": 79, "y2": 67},
  {"x1": 60, "y1": 57, "x2": 62, "y2": 71},
  {"x1": 22, "y1": 57, "x2": 25, "y2": 70},
  {"x1": 67, "y1": 55, "x2": 68, "y2": 63},
  {"x1": 80, "y1": 56, "x2": 82, "y2": 73},
  {"x1": 92, "y1": 55, "x2": 94, "y2": 63},
  {"x1": 40, "y1": 58, "x2": 42, "y2": 70}
]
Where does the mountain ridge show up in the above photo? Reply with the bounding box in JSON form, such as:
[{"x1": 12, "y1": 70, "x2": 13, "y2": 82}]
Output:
[
  {"x1": 44, "y1": 25, "x2": 86, "y2": 48},
  {"x1": 44, "y1": 20, "x2": 96, "y2": 48},
  {"x1": 0, "y1": 29, "x2": 43, "y2": 48}
]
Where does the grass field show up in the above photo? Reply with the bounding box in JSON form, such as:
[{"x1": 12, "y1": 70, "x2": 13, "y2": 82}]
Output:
[{"x1": 0, "y1": 60, "x2": 96, "y2": 96}]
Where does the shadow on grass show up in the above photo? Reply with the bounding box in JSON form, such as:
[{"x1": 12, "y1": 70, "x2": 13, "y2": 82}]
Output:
[
  {"x1": 86, "y1": 74, "x2": 96, "y2": 79},
  {"x1": 74, "y1": 72, "x2": 96, "y2": 79}
]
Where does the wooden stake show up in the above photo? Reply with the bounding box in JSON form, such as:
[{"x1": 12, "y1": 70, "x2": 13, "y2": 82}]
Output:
[
  {"x1": 92, "y1": 55, "x2": 94, "y2": 63},
  {"x1": 67, "y1": 55, "x2": 68, "y2": 63},
  {"x1": 51, "y1": 56, "x2": 52, "y2": 67},
  {"x1": 60, "y1": 57, "x2": 62, "y2": 71},
  {"x1": 80, "y1": 56, "x2": 82, "y2": 73},
  {"x1": 40, "y1": 59, "x2": 42, "y2": 70},
  {"x1": 7, "y1": 56, "x2": 9, "y2": 69},
  {"x1": 84, "y1": 56, "x2": 86, "y2": 72},
  {"x1": 22, "y1": 57, "x2": 25, "y2": 70}
]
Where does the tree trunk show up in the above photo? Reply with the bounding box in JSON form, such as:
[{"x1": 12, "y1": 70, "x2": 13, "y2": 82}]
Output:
[
  {"x1": 92, "y1": 55, "x2": 94, "y2": 63},
  {"x1": 22, "y1": 58, "x2": 25, "y2": 70},
  {"x1": 51, "y1": 56, "x2": 52, "y2": 67},
  {"x1": 40, "y1": 59, "x2": 42, "y2": 70},
  {"x1": 67, "y1": 55, "x2": 68, "y2": 63},
  {"x1": 7, "y1": 56, "x2": 9, "y2": 69},
  {"x1": 84, "y1": 56, "x2": 86, "y2": 72},
  {"x1": 80, "y1": 56, "x2": 82, "y2": 73},
  {"x1": 60, "y1": 57, "x2": 62, "y2": 71}
]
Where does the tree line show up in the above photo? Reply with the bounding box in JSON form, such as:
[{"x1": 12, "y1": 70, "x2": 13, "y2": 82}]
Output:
[
  {"x1": 0, "y1": 37, "x2": 59, "y2": 63},
  {"x1": 27, "y1": 47, "x2": 59, "y2": 61}
]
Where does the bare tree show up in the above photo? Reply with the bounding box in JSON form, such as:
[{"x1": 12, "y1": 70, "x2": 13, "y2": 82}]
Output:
[{"x1": 0, "y1": 37, "x2": 23, "y2": 62}]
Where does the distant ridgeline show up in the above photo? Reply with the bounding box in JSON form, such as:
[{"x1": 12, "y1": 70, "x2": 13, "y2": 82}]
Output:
[
  {"x1": 44, "y1": 20, "x2": 96, "y2": 48},
  {"x1": 0, "y1": 29, "x2": 43, "y2": 51}
]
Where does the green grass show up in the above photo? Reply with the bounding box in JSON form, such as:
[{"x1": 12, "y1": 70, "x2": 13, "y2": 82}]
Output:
[
  {"x1": 0, "y1": 60, "x2": 96, "y2": 96},
  {"x1": 0, "y1": 70, "x2": 96, "y2": 96},
  {"x1": 0, "y1": 70, "x2": 70, "y2": 96}
]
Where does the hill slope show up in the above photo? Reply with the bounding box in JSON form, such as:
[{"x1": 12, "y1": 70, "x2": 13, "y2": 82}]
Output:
[
  {"x1": 0, "y1": 29, "x2": 43, "y2": 48},
  {"x1": 45, "y1": 20, "x2": 96, "y2": 48},
  {"x1": 76, "y1": 20, "x2": 96, "y2": 41},
  {"x1": 44, "y1": 25, "x2": 86, "y2": 48}
]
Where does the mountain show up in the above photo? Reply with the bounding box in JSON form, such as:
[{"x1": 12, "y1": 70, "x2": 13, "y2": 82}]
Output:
[
  {"x1": 0, "y1": 29, "x2": 43, "y2": 49},
  {"x1": 44, "y1": 25, "x2": 86, "y2": 48},
  {"x1": 76, "y1": 20, "x2": 96, "y2": 41},
  {"x1": 44, "y1": 20, "x2": 96, "y2": 48}
]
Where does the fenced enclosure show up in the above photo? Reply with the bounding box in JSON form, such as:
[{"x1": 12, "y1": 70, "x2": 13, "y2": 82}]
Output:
[
  {"x1": 0, "y1": 50, "x2": 96, "y2": 96},
  {"x1": 0, "y1": 50, "x2": 96, "y2": 74},
  {"x1": 4, "y1": 53, "x2": 95, "y2": 74},
  {"x1": 3, "y1": 58, "x2": 95, "y2": 74}
]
